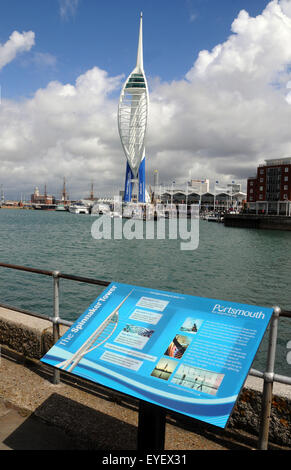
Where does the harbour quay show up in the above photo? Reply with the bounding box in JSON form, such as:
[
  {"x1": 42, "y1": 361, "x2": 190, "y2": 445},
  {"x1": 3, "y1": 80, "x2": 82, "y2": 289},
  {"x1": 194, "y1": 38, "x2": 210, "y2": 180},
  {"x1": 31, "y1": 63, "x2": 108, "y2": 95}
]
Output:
[{"x1": 224, "y1": 214, "x2": 291, "y2": 231}]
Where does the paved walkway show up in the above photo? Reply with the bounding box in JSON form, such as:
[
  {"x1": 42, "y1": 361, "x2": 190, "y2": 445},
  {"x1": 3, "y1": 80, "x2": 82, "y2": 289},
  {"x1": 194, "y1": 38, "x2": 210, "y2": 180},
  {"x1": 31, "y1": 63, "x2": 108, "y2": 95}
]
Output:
[
  {"x1": 0, "y1": 401, "x2": 76, "y2": 450},
  {"x1": 0, "y1": 351, "x2": 288, "y2": 451}
]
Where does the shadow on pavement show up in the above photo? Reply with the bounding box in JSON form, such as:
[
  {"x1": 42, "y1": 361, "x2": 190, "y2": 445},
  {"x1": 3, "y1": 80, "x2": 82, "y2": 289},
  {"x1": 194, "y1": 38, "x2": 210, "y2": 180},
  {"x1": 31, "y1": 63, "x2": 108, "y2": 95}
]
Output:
[{"x1": 3, "y1": 393, "x2": 137, "y2": 450}]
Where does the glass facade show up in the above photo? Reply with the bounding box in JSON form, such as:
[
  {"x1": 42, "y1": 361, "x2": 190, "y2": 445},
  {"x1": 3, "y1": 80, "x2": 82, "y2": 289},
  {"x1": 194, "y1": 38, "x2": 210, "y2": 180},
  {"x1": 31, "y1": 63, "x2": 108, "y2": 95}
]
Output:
[{"x1": 266, "y1": 167, "x2": 281, "y2": 201}]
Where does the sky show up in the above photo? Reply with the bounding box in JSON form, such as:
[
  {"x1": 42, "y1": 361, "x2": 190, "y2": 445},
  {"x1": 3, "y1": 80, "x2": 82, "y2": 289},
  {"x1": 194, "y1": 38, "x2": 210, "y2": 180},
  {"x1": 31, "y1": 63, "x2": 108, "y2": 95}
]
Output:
[{"x1": 1, "y1": 0, "x2": 291, "y2": 199}]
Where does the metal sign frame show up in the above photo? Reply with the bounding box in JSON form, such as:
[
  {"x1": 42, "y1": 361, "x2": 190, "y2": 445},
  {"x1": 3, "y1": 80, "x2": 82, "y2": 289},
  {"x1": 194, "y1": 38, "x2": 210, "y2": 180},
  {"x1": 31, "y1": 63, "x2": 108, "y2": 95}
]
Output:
[{"x1": 41, "y1": 282, "x2": 274, "y2": 443}]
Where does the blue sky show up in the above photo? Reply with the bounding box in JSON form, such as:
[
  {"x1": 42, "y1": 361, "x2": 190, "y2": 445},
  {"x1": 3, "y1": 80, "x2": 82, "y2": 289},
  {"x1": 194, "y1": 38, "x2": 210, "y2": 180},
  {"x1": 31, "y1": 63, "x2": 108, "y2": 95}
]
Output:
[
  {"x1": 1, "y1": 0, "x2": 291, "y2": 200},
  {"x1": 1, "y1": 0, "x2": 270, "y2": 100}
]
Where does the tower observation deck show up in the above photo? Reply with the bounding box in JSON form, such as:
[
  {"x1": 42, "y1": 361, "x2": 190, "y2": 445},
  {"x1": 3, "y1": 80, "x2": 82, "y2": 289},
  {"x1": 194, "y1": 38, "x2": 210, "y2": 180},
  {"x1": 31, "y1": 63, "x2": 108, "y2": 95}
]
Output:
[{"x1": 118, "y1": 12, "x2": 149, "y2": 203}]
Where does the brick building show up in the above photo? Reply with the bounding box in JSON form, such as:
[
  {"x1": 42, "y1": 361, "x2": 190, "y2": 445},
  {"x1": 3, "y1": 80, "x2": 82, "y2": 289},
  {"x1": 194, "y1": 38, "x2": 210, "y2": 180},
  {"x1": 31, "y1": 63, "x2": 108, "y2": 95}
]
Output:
[
  {"x1": 247, "y1": 158, "x2": 291, "y2": 214},
  {"x1": 31, "y1": 186, "x2": 55, "y2": 205}
]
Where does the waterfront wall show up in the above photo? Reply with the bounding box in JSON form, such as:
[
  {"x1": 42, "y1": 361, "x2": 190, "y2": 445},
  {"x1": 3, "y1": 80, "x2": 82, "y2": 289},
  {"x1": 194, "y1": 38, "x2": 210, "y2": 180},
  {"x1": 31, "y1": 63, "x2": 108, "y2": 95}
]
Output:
[
  {"x1": 0, "y1": 306, "x2": 290, "y2": 447},
  {"x1": 0, "y1": 306, "x2": 67, "y2": 358},
  {"x1": 224, "y1": 214, "x2": 291, "y2": 230}
]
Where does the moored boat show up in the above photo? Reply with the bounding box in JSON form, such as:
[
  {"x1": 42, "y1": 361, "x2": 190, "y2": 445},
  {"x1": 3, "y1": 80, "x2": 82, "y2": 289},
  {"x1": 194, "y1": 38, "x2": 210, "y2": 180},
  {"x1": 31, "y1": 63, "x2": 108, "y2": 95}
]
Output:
[
  {"x1": 69, "y1": 203, "x2": 90, "y2": 214},
  {"x1": 55, "y1": 204, "x2": 68, "y2": 211}
]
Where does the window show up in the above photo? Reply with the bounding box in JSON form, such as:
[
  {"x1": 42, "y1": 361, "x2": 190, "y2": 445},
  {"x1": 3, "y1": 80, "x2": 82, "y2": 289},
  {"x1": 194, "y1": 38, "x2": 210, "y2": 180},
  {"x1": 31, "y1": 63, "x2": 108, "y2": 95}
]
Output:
[
  {"x1": 284, "y1": 176, "x2": 288, "y2": 182},
  {"x1": 285, "y1": 167, "x2": 289, "y2": 173},
  {"x1": 260, "y1": 178, "x2": 264, "y2": 182},
  {"x1": 283, "y1": 194, "x2": 288, "y2": 199},
  {"x1": 260, "y1": 186, "x2": 264, "y2": 191},
  {"x1": 284, "y1": 185, "x2": 288, "y2": 190},
  {"x1": 259, "y1": 194, "x2": 263, "y2": 200},
  {"x1": 250, "y1": 189, "x2": 253, "y2": 193},
  {"x1": 260, "y1": 169, "x2": 264, "y2": 175},
  {"x1": 250, "y1": 181, "x2": 253, "y2": 186}
]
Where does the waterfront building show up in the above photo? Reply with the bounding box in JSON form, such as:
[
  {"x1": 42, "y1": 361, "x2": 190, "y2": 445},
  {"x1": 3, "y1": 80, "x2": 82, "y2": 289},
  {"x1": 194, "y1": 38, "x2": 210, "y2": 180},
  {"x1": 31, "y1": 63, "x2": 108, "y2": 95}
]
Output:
[
  {"x1": 160, "y1": 179, "x2": 209, "y2": 202},
  {"x1": 156, "y1": 177, "x2": 245, "y2": 211},
  {"x1": 31, "y1": 186, "x2": 55, "y2": 205},
  {"x1": 159, "y1": 189, "x2": 246, "y2": 211},
  {"x1": 118, "y1": 13, "x2": 149, "y2": 203},
  {"x1": 247, "y1": 158, "x2": 291, "y2": 215},
  {"x1": 31, "y1": 185, "x2": 56, "y2": 210},
  {"x1": 226, "y1": 182, "x2": 241, "y2": 194},
  {"x1": 189, "y1": 179, "x2": 209, "y2": 193}
]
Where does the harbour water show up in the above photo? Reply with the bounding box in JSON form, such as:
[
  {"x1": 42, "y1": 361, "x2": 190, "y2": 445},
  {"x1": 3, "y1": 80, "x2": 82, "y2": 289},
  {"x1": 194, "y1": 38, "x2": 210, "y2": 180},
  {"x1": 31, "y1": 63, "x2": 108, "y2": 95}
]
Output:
[{"x1": 0, "y1": 208, "x2": 290, "y2": 376}]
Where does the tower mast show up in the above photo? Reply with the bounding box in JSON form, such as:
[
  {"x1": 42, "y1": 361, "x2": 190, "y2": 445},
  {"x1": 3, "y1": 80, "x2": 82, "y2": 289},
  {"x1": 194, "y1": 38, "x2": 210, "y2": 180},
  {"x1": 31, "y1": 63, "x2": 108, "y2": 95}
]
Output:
[
  {"x1": 135, "y1": 12, "x2": 144, "y2": 73},
  {"x1": 118, "y1": 12, "x2": 149, "y2": 203}
]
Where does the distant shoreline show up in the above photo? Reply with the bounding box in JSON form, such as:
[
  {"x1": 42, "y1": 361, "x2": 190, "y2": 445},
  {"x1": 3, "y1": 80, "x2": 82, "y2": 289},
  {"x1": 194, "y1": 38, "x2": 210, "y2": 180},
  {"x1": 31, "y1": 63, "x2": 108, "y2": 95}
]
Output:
[{"x1": 0, "y1": 206, "x2": 31, "y2": 210}]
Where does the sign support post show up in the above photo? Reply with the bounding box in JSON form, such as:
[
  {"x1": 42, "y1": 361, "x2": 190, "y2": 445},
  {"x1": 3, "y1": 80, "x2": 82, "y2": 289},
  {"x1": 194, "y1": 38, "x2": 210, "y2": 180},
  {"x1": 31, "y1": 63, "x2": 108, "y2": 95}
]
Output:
[
  {"x1": 137, "y1": 401, "x2": 166, "y2": 451},
  {"x1": 52, "y1": 270, "x2": 60, "y2": 385}
]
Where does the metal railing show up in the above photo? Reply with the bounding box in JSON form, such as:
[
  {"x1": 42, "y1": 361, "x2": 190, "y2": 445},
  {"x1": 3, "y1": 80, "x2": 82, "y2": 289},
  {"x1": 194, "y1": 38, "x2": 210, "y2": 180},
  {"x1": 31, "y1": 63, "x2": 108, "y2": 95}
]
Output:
[
  {"x1": 0, "y1": 262, "x2": 109, "y2": 384},
  {"x1": 0, "y1": 261, "x2": 290, "y2": 450}
]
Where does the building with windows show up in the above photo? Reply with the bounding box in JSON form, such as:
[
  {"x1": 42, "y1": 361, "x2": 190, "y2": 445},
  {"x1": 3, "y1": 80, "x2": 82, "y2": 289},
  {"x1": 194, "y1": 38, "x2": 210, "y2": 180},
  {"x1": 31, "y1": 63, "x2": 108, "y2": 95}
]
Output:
[
  {"x1": 226, "y1": 182, "x2": 241, "y2": 194},
  {"x1": 31, "y1": 186, "x2": 55, "y2": 205},
  {"x1": 159, "y1": 188, "x2": 246, "y2": 211},
  {"x1": 247, "y1": 158, "x2": 291, "y2": 215},
  {"x1": 189, "y1": 179, "x2": 209, "y2": 194}
]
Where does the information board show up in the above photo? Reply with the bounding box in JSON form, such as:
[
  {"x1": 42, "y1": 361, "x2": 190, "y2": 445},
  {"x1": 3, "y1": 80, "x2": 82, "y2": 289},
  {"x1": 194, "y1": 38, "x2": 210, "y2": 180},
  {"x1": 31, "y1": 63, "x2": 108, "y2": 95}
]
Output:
[{"x1": 41, "y1": 283, "x2": 273, "y2": 428}]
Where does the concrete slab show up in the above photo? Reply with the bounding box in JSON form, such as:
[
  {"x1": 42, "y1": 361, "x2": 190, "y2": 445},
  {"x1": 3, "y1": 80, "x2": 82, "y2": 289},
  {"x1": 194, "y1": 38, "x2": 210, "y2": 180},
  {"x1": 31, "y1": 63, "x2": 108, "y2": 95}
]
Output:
[
  {"x1": 0, "y1": 402, "x2": 76, "y2": 450},
  {"x1": 245, "y1": 375, "x2": 291, "y2": 400}
]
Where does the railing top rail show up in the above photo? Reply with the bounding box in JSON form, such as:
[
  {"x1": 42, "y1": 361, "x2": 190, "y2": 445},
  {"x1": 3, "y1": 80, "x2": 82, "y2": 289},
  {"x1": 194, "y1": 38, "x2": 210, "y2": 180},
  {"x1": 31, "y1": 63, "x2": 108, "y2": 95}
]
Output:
[
  {"x1": 0, "y1": 262, "x2": 110, "y2": 287},
  {"x1": 0, "y1": 262, "x2": 53, "y2": 276},
  {"x1": 59, "y1": 273, "x2": 110, "y2": 287},
  {"x1": 280, "y1": 309, "x2": 291, "y2": 318}
]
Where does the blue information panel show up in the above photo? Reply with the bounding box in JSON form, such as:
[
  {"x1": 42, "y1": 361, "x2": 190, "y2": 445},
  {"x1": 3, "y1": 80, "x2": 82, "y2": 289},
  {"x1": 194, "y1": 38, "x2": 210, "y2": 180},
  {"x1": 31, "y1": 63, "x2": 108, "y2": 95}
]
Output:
[{"x1": 41, "y1": 283, "x2": 273, "y2": 428}]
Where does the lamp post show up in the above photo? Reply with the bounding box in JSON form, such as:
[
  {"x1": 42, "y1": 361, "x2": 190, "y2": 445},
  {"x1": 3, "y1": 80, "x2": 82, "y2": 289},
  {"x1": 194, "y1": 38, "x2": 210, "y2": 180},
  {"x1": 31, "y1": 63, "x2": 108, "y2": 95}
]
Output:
[{"x1": 171, "y1": 180, "x2": 175, "y2": 206}]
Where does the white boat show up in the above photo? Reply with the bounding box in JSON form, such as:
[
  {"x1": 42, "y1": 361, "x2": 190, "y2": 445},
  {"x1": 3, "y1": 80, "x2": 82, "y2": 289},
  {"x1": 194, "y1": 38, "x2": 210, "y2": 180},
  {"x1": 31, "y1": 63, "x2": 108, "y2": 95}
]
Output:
[
  {"x1": 69, "y1": 203, "x2": 89, "y2": 214},
  {"x1": 208, "y1": 215, "x2": 224, "y2": 223},
  {"x1": 100, "y1": 210, "x2": 122, "y2": 218},
  {"x1": 98, "y1": 203, "x2": 111, "y2": 215},
  {"x1": 123, "y1": 206, "x2": 133, "y2": 219},
  {"x1": 110, "y1": 211, "x2": 122, "y2": 218},
  {"x1": 91, "y1": 203, "x2": 111, "y2": 215},
  {"x1": 55, "y1": 204, "x2": 67, "y2": 211}
]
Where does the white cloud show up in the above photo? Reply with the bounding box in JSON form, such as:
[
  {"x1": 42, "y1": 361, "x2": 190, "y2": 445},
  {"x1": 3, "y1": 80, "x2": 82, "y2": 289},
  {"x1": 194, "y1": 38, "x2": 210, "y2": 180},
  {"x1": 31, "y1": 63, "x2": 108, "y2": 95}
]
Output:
[
  {"x1": 32, "y1": 52, "x2": 57, "y2": 68},
  {"x1": 2, "y1": 1, "x2": 291, "y2": 199},
  {"x1": 0, "y1": 67, "x2": 124, "y2": 198},
  {"x1": 280, "y1": 0, "x2": 291, "y2": 16},
  {"x1": 0, "y1": 30, "x2": 35, "y2": 71},
  {"x1": 186, "y1": 1, "x2": 291, "y2": 86},
  {"x1": 189, "y1": 13, "x2": 198, "y2": 23},
  {"x1": 59, "y1": 0, "x2": 80, "y2": 20},
  {"x1": 149, "y1": 0, "x2": 291, "y2": 186}
]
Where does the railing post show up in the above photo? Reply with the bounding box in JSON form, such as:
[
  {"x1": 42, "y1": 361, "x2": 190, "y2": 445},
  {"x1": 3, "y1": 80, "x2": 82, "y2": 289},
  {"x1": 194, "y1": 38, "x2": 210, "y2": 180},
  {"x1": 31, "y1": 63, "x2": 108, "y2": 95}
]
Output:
[
  {"x1": 258, "y1": 306, "x2": 281, "y2": 450},
  {"x1": 52, "y1": 270, "x2": 61, "y2": 385}
]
